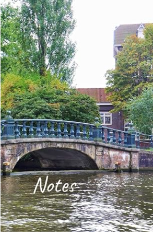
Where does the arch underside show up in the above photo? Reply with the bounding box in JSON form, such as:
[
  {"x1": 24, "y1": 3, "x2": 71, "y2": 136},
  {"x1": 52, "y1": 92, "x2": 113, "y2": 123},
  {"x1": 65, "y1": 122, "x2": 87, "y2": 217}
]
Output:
[{"x1": 14, "y1": 147, "x2": 98, "y2": 171}]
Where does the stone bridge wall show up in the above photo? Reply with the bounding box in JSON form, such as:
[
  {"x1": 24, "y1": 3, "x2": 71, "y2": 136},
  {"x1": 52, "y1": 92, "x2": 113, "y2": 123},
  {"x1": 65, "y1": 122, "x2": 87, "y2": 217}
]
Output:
[{"x1": 1, "y1": 138, "x2": 140, "y2": 174}]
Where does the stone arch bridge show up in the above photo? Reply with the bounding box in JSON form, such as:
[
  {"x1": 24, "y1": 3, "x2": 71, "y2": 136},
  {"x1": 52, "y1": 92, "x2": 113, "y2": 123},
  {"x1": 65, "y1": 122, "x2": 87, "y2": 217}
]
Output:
[
  {"x1": 1, "y1": 138, "x2": 140, "y2": 174},
  {"x1": 1, "y1": 116, "x2": 143, "y2": 175}
]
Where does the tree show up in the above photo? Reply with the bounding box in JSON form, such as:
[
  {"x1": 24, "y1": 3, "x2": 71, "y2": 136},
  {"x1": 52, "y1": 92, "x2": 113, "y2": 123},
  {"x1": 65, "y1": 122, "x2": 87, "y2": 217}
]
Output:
[
  {"x1": 126, "y1": 87, "x2": 153, "y2": 134},
  {"x1": 1, "y1": 73, "x2": 38, "y2": 112},
  {"x1": 106, "y1": 24, "x2": 153, "y2": 114},
  {"x1": 21, "y1": 0, "x2": 76, "y2": 82},
  {"x1": 1, "y1": 71, "x2": 68, "y2": 116},
  {"x1": 7, "y1": 88, "x2": 100, "y2": 123},
  {"x1": 1, "y1": 4, "x2": 39, "y2": 77},
  {"x1": 1, "y1": 5, "x2": 22, "y2": 75}
]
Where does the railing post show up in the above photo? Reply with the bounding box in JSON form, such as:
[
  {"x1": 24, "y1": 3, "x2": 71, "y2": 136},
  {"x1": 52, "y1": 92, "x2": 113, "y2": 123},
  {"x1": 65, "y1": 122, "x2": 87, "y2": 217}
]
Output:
[
  {"x1": 127, "y1": 123, "x2": 136, "y2": 148},
  {"x1": 93, "y1": 126, "x2": 102, "y2": 142},
  {"x1": 127, "y1": 133, "x2": 136, "y2": 148},
  {"x1": 2, "y1": 162, "x2": 11, "y2": 176},
  {"x1": 124, "y1": 132, "x2": 128, "y2": 147},
  {"x1": 135, "y1": 132, "x2": 140, "y2": 148},
  {"x1": 2, "y1": 111, "x2": 15, "y2": 140},
  {"x1": 93, "y1": 117, "x2": 102, "y2": 142}
]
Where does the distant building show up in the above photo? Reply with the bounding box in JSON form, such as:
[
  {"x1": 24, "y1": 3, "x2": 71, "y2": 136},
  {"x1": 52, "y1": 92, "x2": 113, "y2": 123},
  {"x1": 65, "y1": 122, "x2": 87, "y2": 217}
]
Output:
[
  {"x1": 114, "y1": 23, "x2": 146, "y2": 60},
  {"x1": 77, "y1": 88, "x2": 124, "y2": 131}
]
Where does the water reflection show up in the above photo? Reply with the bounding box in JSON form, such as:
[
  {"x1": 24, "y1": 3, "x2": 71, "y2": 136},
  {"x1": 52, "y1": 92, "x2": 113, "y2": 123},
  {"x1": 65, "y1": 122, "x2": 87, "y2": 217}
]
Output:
[{"x1": 1, "y1": 171, "x2": 153, "y2": 232}]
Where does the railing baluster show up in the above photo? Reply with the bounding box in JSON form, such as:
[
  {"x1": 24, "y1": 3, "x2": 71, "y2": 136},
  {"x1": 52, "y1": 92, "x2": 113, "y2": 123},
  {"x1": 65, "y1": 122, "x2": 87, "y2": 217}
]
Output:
[
  {"x1": 76, "y1": 123, "x2": 81, "y2": 139},
  {"x1": 82, "y1": 124, "x2": 87, "y2": 140},
  {"x1": 41, "y1": 122, "x2": 45, "y2": 137},
  {"x1": 70, "y1": 123, "x2": 75, "y2": 138},
  {"x1": 113, "y1": 130, "x2": 116, "y2": 144},
  {"x1": 57, "y1": 122, "x2": 62, "y2": 138},
  {"x1": 43, "y1": 121, "x2": 49, "y2": 138},
  {"x1": 124, "y1": 132, "x2": 128, "y2": 147},
  {"x1": 107, "y1": 129, "x2": 110, "y2": 143},
  {"x1": 118, "y1": 131, "x2": 122, "y2": 144},
  {"x1": 0, "y1": 123, "x2": 2, "y2": 139},
  {"x1": 89, "y1": 125, "x2": 93, "y2": 141},
  {"x1": 102, "y1": 127, "x2": 105, "y2": 142},
  {"x1": 15, "y1": 121, "x2": 20, "y2": 139},
  {"x1": 21, "y1": 121, "x2": 27, "y2": 138},
  {"x1": 63, "y1": 122, "x2": 69, "y2": 138},
  {"x1": 136, "y1": 132, "x2": 140, "y2": 148},
  {"x1": 109, "y1": 129, "x2": 113, "y2": 143},
  {"x1": 29, "y1": 121, "x2": 34, "y2": 138},
  {"x1": 50, "y1": 121, "x2": 55, "y2": 138},
  {"x1": 1, "y1": 116, "x2": 152, "y2": 150},
  {"x1": 150, "y1": 135, "x2": 153, "y2": 148},
  {"x1": 36, "y1": 121, "x2": 42, "y2": 138}
]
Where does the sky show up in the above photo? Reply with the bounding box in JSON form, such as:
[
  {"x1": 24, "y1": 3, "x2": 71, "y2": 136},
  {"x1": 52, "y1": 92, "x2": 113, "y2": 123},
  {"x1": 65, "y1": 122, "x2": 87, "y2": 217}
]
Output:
[
  {"x1": 70, "y1": 0, "x2": 153, "y2": 88},
  {"x1": 2, "y1": 0, "x2": 153, "y2": 88}
]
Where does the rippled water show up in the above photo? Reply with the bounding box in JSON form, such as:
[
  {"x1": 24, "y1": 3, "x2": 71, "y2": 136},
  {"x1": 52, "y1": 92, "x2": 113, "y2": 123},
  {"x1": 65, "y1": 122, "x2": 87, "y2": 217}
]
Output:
[{"x1": 1, "y1": 171, "x2": 153, "y2": 232}]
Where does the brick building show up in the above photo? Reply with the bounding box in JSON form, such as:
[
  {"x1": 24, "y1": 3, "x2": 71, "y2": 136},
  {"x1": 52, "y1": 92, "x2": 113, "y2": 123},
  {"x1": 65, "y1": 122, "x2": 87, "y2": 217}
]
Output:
[{"x1": 77, "y1": 88, "x2": 124, "y2": 131}]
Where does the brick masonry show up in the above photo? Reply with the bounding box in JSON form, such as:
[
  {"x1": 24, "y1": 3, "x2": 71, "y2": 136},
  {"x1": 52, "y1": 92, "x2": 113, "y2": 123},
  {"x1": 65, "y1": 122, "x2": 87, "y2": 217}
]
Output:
[{"x1": 139, "y1": 150, "x2": 153, "y2": 170}]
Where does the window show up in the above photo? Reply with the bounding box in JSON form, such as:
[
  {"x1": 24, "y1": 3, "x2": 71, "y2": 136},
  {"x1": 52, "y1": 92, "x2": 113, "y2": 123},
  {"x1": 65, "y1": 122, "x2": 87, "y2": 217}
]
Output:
[{"x1": 100, "y1": 112, "x2": 112, "y2": 125}]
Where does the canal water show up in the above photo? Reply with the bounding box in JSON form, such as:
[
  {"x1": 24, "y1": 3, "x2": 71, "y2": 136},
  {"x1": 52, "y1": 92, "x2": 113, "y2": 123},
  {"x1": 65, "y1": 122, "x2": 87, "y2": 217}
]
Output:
[{"x1": 1, "y1": 171, "x2": 153, "y2": 232}]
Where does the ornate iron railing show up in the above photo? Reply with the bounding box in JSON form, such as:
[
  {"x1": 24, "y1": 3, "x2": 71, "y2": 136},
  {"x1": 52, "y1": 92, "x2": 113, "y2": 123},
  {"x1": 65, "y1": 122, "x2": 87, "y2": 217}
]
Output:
[
  {"x1": 1, "y1": 110, "x2": 153, "y2": 148},
  {"x1": 2, "y1": 117, "x2": 152, "y2": 148}
]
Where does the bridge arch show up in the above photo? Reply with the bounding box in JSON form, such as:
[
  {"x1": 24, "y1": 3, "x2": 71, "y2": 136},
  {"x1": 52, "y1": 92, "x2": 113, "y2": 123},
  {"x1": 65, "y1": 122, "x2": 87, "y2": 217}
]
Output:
[
  {"x1": 1, "y1": 138, "x2": 98, "y2": 172},
  {"x1": 14, "y1": 147, "x2": 98, "y2": 171}
]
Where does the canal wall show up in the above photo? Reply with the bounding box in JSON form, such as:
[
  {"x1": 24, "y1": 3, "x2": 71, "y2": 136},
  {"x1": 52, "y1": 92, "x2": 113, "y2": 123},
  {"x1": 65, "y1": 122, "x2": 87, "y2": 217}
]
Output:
[{"x1": 139, "y1": 150, "x2": 153, "y2": 171}]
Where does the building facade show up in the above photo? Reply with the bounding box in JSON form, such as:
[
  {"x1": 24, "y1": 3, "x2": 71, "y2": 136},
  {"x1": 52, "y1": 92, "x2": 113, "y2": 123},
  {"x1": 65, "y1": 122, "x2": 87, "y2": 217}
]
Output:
[
  {"x1": 77, "y1": 88, "x2": 124, "y2": 131},
  {"x1": 114, "y1": 23, "x2": 146, "y2": 60}
]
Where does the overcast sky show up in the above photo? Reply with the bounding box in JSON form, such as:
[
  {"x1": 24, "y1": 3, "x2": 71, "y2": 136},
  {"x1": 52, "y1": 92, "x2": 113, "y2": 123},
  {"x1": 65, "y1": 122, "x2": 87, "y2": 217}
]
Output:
[
  {"x1": 2, "y1": 0, "x2": 153, "y2": 88},
  {"x1": 71, "y1": 0, "x2": 153, "y2": 88}
]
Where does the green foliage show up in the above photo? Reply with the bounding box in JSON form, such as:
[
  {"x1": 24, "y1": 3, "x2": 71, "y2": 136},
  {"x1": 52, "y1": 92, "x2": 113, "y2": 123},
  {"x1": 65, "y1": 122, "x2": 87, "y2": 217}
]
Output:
[
  {"x1": 1, "y1": 1, "x2": 97, "y2": 124},
  {"x1": 1, "y1": 5, "x2": 22, "y2": 74},
  {"x1": 5, "y1": 88, "x2": 100, "y2": 123},
  {"x1": 1, "y1": 1, "x2": 76, "y2": 83},
  {"x1": 21, "y1": 0, "x2": 76, "y2": 82},
  {"x1": 126, "y1": 87, "x2": 153, "y2": 134},
  {"x1": 106, "y1": 24, "x2": 153, "y2": 114},
  {"x1": 1, "y1": 68, "x2": 99, "y2": 123},
  {"x1": 58, "y1": 90, "x2": 100, "y2": 123},
  {"x1": 1, "y1": 73, "x2": 38, "y2": 111}
]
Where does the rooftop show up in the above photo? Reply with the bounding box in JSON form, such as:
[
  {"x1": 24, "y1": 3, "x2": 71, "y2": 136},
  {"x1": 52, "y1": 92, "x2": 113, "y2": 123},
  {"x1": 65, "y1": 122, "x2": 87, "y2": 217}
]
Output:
[
  {"x1": 77, "y1": 88, "x2": 110, "y2": 103},
  {"x1": 114, "y1": 23, "x2": 146, "y2": 45}
]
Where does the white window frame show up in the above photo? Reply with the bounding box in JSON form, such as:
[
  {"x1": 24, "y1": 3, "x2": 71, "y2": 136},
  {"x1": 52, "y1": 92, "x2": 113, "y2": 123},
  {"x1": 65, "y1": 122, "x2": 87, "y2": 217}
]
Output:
[{"x1": 100, "y1": 112, "x2": 112, "y2": 125}]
